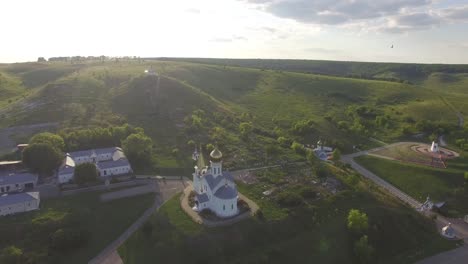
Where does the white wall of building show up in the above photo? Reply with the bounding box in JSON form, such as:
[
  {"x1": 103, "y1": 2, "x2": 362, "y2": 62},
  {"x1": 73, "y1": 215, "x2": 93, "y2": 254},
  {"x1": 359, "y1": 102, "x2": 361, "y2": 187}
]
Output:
[
  {"x1": 0, "y1": 199, "x2": 40, "y2": 216},
  {"x1": 58, "y1": 173, "x2": 74, "y2": 184},
  {"x1": 99, "y1": 165, "x2": 131, "y2": 177},
  {"x1": 0, "y1": 182, "x2": 34, "y2": 194},
  {"x1": 211, "y1": 196, "x2": 238, "y2": 218}
]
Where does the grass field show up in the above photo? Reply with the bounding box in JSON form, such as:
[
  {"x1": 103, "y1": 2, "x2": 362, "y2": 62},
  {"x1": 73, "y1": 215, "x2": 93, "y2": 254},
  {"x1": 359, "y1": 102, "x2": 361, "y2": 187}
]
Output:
[
  {"x1": 355, "y1": 155, "x2": 468, "y2": 216},
  {"x1": 0, "y1": 191, "x2": 154, "y2": 264},
  {"x1": 119, "y1": 168, "x2": 456, "y2": 264}
]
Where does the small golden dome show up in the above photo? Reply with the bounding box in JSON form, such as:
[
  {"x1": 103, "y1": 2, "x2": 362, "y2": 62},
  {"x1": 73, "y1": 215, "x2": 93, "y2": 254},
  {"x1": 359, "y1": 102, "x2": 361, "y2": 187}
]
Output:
[{"x1": 210, "y1": 148, "x2": 223, "y2": 160}]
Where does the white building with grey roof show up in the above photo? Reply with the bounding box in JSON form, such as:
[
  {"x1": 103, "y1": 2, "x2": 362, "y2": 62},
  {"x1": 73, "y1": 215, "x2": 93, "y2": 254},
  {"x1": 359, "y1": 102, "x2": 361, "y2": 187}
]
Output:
[
  {"x1": 0, "y1": 192, "x2": 40, "y2": 216},
  {"x1": 0, "y1": 172, "x2": 37, "y2": 194},
  {"x1": 192, "y1": 148, "x2": 239, "y2": 218},
  {"x1": 57, "y1": 147, "x2": 133, "y2": 184}
]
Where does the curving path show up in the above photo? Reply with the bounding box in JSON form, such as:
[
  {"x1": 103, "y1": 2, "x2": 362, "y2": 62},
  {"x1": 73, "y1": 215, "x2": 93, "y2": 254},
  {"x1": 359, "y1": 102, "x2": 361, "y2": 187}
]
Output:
[
  {"x1": 88, "y1": 179, "x2": 188, "y2": 264},
  {"x1": 342, "y1": 144, "x2": 468, "y2": 264}
]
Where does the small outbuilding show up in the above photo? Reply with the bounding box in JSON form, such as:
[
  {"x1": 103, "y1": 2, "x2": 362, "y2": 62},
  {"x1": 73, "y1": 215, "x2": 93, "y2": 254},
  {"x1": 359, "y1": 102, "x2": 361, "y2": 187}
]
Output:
[
  {"x1": 0, "y1": 192, "x2": 40, "y2": 216},
  {"x1": 441, "y1": 223, "x2": 455, "y2": 239}
]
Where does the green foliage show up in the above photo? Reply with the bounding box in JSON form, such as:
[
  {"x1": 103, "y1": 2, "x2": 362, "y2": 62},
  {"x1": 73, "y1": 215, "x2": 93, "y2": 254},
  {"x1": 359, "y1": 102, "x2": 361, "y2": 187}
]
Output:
[
  {"x1": 291, "y1": 119, "x2": 315, "y2": 136},
  {"x1": 315, "y1": 164, "x2": 329, "y2": 179},
  {"x1": 277, "y1": 136, "x2": 291, "y2": 146},
  {"x1": 276, "y1": 191, "x2": 303, "y2": 207},
  {"x1": 291, "y1": 141, "x2": 305, "y2": 155},
  {"x1": 332, "y1": 148, "x2": 341, "y2": 161},
  {"x1": 122, "y1": 133, "x2": 153, "y2": 169},
  {"x1": 60, "y1": 124, "x2": 137, "y2": 151},
  {"x1": 0, "y1": 246, "x2": 23, "y2": 264},
  {"x1": 22, "y1": 143, "x2": 62, "y2": 174},
  {"x1": 74, "y1": 163, "x2": 98, "y2": 185},
  {"x1": 464, "y1": 172, "x2": 468, "y2": 183},
  {"x1": 29, "y1": 132, "x2": 65, "y2": 151},
  {"x1": 347, "y1": 209, "x2": 369, "y2": 234},
  {"x1": 50, "y1": 228, "x2": 89, "y2": 251},
  {"x1": 354, "y1": 235, "x2": 374, "y2": 264},
  {"x1": 205, "y1": 143, "x2": 215, "y2": 152},
  {"x1": 239, "y1": 122, "x2": 253, "y2": 137}
]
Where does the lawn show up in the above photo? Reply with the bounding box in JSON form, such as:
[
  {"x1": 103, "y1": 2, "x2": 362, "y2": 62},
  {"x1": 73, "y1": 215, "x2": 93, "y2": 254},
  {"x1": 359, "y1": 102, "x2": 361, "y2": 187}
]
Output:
[
  {"x1": 0, "y1": 191, "x2": 155, "y2": 264},
  {"x1": 354, "y1": 155, "x2": 468, "y2": 216},
  {"x1": 119, "y1": 169, "x2": 455, "y2": 264}
]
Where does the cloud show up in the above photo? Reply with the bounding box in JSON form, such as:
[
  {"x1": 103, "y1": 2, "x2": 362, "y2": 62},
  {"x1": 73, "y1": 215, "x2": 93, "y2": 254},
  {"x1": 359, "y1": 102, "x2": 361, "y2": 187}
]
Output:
[
  {"x1": 305, "y1": 47, "x2": 342, "y2": 54},
  {"x1": 185, "y1": 8, "x2": 201, "y2": 14},
  {"x1": 442, "y1": 5, "x2": 468, "y2": 21},
  {"x1": 242, "y1": 0, "x2": 468, "y2": 33},
  {"x1": 210, "y1": 35, "x2": 248, "y2": 42}
]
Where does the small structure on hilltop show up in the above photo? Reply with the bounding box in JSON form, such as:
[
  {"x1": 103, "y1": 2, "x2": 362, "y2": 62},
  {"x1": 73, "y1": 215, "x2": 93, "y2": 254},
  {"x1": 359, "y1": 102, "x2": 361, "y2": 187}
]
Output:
[
  {"x1": 314, "y1": 140, "x2": 333, "y2": 161},
  {"x1": 430, "y1": 141, "x2": 439, "y2": 153},
  {"x1": 0, "y1": 192, "x2": 40, "y2": 216},
  {"x1": 57, "y1": 147, "x2": 133, "y2": 184},
  {"x1": 192, "y1": 147, "x2": 239, "y2": 218},
  {"x1": 441, "y1": 223, "x2": 455, "y2": 239}
]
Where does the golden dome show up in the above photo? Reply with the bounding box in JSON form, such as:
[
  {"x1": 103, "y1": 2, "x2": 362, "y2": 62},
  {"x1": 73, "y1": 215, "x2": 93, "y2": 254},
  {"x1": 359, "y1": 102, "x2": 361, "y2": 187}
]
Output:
[{"x1": 210, "y1": 148, "x2": 223, "y2": 160}]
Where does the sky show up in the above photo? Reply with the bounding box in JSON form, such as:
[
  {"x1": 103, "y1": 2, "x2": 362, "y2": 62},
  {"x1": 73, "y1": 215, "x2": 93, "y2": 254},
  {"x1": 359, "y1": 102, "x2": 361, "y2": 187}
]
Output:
[{"x1": 1, "y1": 0, "x2": 468, "y2": 64}]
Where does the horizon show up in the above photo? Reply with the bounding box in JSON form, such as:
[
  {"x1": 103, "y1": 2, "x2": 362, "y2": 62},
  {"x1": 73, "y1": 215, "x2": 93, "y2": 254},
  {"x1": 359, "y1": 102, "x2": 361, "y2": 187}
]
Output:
[{"x1": 1, "y1": 0, "x2": 468, "y2": 64}]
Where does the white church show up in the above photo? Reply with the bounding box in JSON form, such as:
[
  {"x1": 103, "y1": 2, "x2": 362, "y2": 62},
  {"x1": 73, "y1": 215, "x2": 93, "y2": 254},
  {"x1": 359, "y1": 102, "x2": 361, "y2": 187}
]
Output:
[{"x1": 192, "y1": 148, "x2": 239, "y2": 218}]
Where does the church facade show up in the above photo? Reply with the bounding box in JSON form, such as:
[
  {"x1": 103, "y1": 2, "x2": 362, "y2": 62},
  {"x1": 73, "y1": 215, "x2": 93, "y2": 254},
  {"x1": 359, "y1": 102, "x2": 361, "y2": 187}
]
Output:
[{"x1": 192, "y1": 148, "x2": 239, "y2": 218}]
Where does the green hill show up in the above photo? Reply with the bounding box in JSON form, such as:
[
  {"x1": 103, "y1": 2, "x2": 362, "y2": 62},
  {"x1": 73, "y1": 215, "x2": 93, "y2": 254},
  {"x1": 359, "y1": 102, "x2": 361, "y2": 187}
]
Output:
[{"x1": 0, "y1": 59, "x2": 467, "y2": 164}]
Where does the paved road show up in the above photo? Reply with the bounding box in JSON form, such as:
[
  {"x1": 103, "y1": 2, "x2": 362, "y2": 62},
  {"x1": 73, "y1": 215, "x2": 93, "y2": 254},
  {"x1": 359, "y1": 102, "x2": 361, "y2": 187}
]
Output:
[
  {"x1": 415, "y1": 244, "x2": 468, "y2": 264},
  {"x1": 88, "y1": 179, "x2": 188, "y2": 264},
  {"x1": 341, "y1": 153, "x2": 422, "y2": 209}
]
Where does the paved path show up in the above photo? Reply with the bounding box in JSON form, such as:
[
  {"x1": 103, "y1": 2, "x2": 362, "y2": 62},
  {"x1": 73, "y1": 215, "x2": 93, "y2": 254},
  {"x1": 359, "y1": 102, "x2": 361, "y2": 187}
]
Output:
[
  {"x1": 88, "y1": 179, "x2": 188, "y2": 264},
  {"x1": 342, "y1": 144, "x2": 468, "y2": 264},
  {"x1": 341, "y1": 153, "x2": 422, "y2": 209}
]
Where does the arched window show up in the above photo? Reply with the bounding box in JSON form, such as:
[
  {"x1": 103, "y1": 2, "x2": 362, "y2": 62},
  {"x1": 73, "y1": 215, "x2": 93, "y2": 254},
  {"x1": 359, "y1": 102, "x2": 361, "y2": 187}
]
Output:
[
  {"x1": 223, "y1": 205, "x2": 225, "y2": 210},
  {"x1": 231, "y1": 204, "x2": 233, "y2": 210}
]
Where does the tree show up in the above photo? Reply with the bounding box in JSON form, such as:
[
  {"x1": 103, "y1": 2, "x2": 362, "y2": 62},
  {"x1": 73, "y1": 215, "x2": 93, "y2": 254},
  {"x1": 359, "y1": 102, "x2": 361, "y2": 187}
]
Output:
[
  {"x1": 29, "y1": 132, "x2": 65, "y2": 151},
  {"x1": 347, "y1": 209, "x2": 369, "y2": 234},
  {"x1": 332, "y1": 148, "x2": 342, "y2": 162},
  {"x1": 121, "y1": 133, "x2": 153, "y2": 168},
  {"x1": 239, "y1": 122, "x2": 253, "y2": 137},
  {"x1": 464, "y1": 172, "x2": 468, "y2": 183},
  {"x1": 37, "y1": 57, "x2": 47, "y2": 62},
  {"x1": 0, "y1": 246, "x2": 23, "y2": 264},
  {"x1": 22, "y1": 143, "x2": 63, "y2": 174},
  {"x1": 49, "y1": 228, "x2": 88, "y2": 251},
  {"x1": 354, "y1": 235, "x2": 374, "y2": 263},
  {"x1": 306, "y1": 149, "x2": 319, "y2": 166},
  {"x1": 291, "y1": 141, "x2": 305, "y2": 155},
  {"x1": 74, "y1": 163, "x2": 98, "y2": 185}
]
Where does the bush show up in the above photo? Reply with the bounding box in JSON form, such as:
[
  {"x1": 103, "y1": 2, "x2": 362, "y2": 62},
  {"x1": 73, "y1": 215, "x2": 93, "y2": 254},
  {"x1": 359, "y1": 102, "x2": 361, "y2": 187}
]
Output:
[
  {"x1": 291, "y1": 141, "x2": 306, "y2": 155},
  {"x1": 354, "y1": 235, "x2": 374, "y2": 264},
  {"x1": 0, "y1": 246, "x2": 23, "y2": 264},
  {"x1": 49, "y1": 228, "x2": 88, "y2": 251},
  {"x1": 276, "y1": 191, "x2": 303, "y2": 207},
  {"x1": 347, "y1": 209, "x2": 369, "y2": 234},
  {"x1": 74, "y1": 163, "x2": 98, "y2": 185},
  {"x1": 142, "y1": 222, "x2": 153, "y2": 238},
  {"x1": 299, "y1": 186, "x2": 317, "y2": 199}
]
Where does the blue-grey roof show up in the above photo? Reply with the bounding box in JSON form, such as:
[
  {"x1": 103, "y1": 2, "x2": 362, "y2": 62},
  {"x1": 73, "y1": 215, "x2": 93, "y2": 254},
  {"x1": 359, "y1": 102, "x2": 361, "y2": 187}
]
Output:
[
  {"x1": 69, "y1": 149, "x2": 94, "y2": 158},
  {"x1": 0, "y1": 192, "x2": 39, "y2": 207},
  {"x1": 97, "y1": 159, "x2": 131, "y2": 169},
  {"x1": 214, "y1": 185, "x2": 238, "y2": 200},
  {"x1": 95, "y1": 147, "x2": 120, "y2": 155},
  {"x1": 204, "y1": 172, "x2": 234, "y2": 190},
  {"x1": 0, "y1": 173, "x2": 37, "y2": 185},
  {"x1": 197, "y1": 193, "x2": 209, "y2": 203}
]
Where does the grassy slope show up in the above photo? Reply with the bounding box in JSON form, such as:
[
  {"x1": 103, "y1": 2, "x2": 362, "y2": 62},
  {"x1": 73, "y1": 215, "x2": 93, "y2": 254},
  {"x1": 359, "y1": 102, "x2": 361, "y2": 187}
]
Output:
[
  {"x1": 0, "y1": 192, "x2": 154, "y2": 264},
  {"x1": 119, "y1": 179, "x2": 455, "y2": 264},
  {"x1": 355, "y1": 155, "x2": 468, "y2": 216}
]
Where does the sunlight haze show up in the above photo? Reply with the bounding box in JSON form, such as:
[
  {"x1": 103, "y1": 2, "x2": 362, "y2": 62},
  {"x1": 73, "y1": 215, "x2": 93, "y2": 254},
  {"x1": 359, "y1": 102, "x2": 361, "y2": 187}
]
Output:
[{"x1": 1, "y1": 0, "x2": 468, "y2": 63}]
